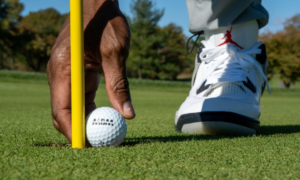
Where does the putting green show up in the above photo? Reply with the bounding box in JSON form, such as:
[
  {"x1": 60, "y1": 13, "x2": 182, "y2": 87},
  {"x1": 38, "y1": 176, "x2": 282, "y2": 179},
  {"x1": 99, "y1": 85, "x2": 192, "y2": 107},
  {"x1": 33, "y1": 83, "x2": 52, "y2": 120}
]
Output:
[{"x1": 0, "y1": 71, "x2": 300, "y2": 179}]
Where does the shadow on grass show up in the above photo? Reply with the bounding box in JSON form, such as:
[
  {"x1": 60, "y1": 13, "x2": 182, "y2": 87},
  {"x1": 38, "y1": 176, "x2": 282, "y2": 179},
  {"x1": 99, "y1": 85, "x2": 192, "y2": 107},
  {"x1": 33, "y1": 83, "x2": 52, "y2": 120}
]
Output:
[
  {"x1": 32, "y1": 142, "x2": 71, "y2": 148},
  {"x1": 30, "y1": 125, "x2": 300, "y2": 147},
  {"x1": 258, "y1": 125, "x2": 300, "y2": 135},
  {"x1": 122, "y1": 125, "x2": 300, "y2": 146}
]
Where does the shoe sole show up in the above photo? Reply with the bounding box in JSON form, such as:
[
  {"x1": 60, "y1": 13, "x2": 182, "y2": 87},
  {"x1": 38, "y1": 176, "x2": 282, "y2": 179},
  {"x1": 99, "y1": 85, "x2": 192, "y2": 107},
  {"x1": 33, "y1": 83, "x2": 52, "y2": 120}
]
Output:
[{"x1": 175, "y1": 112, "x2": 259, "y2": 135}]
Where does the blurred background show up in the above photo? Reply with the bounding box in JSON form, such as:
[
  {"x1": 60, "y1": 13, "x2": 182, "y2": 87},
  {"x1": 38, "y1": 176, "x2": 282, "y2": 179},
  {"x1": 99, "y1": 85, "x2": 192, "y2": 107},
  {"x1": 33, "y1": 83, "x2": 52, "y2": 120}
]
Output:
[{"x1": 0, "y1": 0, "x2": 300, "y2": 87}]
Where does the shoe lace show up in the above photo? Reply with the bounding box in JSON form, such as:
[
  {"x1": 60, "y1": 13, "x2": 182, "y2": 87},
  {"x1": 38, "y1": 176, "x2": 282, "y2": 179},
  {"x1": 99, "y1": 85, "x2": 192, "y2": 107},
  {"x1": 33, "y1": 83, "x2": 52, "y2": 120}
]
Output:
[{"x1": 193, "y1": 41, "x2": 271, "y2": 94}]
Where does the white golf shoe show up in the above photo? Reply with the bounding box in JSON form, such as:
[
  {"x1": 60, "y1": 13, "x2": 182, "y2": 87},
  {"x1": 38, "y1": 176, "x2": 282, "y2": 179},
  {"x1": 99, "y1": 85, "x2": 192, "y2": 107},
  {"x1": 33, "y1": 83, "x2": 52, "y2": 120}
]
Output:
[{"x1": 175, "y1": 21, "x2": 270, "y2": 135}]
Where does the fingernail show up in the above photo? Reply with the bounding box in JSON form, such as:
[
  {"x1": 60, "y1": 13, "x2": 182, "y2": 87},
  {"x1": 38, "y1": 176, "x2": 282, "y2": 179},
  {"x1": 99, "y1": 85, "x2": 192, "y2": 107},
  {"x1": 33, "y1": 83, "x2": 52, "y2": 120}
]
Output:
[{"x1": 123, "y1": 101, "x2": 135, "y2": 117}]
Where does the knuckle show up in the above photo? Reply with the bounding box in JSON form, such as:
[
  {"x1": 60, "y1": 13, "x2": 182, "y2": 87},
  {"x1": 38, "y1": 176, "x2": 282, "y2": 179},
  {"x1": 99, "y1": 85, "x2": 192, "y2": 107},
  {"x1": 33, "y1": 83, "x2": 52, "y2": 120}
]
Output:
[
  {"x1": 48, "y1": 41, "x2": 71, "y2": 76},
  {"x1": 112, "y1": 77, "x2": 130, "y2": 95},
  {"x1": 105, "y1": 38, "x2": 129, "y2": 59},
  {"x1": 48, "y1": 52, "x2": 71, "y2": 77},
  {"x1": 102, "y1": 25, "x2": 130, "y2": 60}
]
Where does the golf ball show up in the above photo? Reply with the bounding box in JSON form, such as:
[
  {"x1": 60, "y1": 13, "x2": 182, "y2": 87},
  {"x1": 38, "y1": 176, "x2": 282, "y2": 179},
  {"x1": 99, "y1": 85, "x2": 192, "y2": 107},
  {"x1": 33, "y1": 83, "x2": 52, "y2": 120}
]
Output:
[{"x1": 86, "y1": 107, "x2": 127, "y2": 147}]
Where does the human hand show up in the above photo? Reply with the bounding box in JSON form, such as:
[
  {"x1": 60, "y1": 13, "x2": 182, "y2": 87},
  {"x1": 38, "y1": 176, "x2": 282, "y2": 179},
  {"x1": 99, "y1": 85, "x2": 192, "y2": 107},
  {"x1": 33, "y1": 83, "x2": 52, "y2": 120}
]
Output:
[{"x1": 46, "y1": 0, "x2": 135, "y2": 144}]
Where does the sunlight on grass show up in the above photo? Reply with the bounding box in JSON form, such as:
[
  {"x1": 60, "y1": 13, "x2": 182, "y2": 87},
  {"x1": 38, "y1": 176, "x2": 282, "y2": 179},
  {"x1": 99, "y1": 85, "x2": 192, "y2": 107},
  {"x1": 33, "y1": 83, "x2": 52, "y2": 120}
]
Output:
[{"x1": 0, "y1": 71, "x2": 300, "y2": 179}]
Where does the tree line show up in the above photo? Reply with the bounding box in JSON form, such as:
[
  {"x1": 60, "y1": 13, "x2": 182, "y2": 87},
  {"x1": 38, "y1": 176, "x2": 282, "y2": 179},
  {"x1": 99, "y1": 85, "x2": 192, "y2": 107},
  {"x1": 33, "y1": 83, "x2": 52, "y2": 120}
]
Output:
[
  {"x1": 0, "y1": 0, "x2": 299, "y2": 85},
  {"x1": 0, "y1": 0, "x2": 196, "y2": 80},
  {"x1": 260, "y1": 14, "x2": 300, "y2": 88}
]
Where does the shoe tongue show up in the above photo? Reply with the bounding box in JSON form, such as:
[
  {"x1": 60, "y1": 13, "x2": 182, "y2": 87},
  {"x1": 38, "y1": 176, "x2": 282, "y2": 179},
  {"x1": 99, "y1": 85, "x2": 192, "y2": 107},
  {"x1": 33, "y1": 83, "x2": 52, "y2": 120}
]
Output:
[{"x1": 204, "y1": 20, "x2": 258, "y2": 49}]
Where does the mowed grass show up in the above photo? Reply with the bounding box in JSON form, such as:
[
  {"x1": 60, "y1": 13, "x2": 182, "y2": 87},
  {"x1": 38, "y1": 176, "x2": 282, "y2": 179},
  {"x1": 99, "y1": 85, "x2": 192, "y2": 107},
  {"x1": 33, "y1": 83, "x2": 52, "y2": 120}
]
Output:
[{"x1": 1, "y1": 71, "x2": 300, "y2": 179}]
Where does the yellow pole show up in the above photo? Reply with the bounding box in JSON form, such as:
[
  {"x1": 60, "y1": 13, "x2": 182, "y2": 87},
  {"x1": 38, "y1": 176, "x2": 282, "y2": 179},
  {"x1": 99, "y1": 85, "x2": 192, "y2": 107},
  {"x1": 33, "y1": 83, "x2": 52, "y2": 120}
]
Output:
[{"x1": 70, "y1": 0, "x2": 85, "y2": 148}]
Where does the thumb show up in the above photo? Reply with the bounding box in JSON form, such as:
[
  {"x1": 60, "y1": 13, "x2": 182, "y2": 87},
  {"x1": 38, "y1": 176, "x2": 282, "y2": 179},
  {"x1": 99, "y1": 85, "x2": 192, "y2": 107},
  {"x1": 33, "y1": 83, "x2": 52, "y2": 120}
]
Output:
[{"x1": 103, "y1": 67, "x2": 135, "y2": 120}]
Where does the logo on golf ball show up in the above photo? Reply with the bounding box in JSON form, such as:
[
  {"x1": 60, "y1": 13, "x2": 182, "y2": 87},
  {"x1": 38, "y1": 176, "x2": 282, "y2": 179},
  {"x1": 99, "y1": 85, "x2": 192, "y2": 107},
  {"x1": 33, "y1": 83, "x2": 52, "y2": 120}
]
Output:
[{"x1": 92, "y1": 118, "x2": 114, "y2": 126}]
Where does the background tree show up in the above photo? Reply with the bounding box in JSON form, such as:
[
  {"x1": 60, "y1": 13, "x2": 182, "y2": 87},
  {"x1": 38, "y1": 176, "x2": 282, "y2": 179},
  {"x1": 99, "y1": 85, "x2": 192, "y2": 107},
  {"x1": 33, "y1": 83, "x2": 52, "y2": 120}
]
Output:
[
  {"x1": 2, "y1": 0, "x2": 299, "y2": 86},
  {"x1": 126, "y1": 0, "x2": 195, "y2": 80},
  {"x1": 0, "y1": 0, "x2": 23, "y2": 70},
  {"x1": 157, "y1": 23, "x2": 186, "y2": 80},
  {"x1": 260, "y1": 14, "x2": 300, "y2": 88},
  {"x1": 126, "y1": 0, "x2": 164, "y2": 79},
  {"x1": 17, "y1": 8, "x2": 67, "y2": 72}
]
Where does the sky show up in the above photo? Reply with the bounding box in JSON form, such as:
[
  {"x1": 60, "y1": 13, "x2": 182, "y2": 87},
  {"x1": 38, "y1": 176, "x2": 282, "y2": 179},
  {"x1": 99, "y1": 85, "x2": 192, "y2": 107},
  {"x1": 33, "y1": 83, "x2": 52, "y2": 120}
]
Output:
[{"x1": 19, "y1": 0, "x2": 300, "y2": 37}]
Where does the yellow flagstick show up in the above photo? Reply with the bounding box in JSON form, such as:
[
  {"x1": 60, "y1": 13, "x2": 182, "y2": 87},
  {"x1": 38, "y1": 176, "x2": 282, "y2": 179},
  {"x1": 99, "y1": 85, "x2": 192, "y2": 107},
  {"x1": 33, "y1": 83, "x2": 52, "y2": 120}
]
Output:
[{"x1": 71, "y1": 0, "x2": 85, "y2": 148}]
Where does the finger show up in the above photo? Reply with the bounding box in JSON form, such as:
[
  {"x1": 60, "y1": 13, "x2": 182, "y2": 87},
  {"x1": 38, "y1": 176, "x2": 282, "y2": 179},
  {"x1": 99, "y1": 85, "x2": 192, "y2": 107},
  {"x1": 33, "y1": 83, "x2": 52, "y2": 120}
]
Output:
[
  {"x1": 99, "y1": 17, "x2": 135, "y2": 119},
  {"x1": 85, "y1": 70, "x2": 101, "y2": 117},
  {"x1": 47, "y1": 60, "x2": 72, "y2": 143},
  {"x1": 101, "y1": 44, "x2": 135, "y2": 119},
  {"x1": 104, "y1": 67, "x2": 135, "y2": 120},
  {"x1": 103, "y1": 64, "x2": 135, "y2": 119},
  {"x1": 48, "y1": 66, "x2": 102, "y2": 146},
  {"x1": 84, "y1": 70, "x2": 101, "y2": 148}
]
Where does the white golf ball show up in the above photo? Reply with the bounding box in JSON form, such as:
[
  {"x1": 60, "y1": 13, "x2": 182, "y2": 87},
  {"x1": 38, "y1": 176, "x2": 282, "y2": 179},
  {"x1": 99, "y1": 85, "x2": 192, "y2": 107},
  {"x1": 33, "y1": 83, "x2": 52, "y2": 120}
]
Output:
[{"x1": 86, "y1": 107, "x2": 127, "y2": 147}]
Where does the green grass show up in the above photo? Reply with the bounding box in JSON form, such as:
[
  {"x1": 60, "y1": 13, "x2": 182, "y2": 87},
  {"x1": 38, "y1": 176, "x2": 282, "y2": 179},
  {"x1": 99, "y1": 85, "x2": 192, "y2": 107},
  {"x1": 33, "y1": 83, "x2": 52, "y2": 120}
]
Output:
[{"x1": 1, "y1": 71, "x2": 300, "y2": 179}]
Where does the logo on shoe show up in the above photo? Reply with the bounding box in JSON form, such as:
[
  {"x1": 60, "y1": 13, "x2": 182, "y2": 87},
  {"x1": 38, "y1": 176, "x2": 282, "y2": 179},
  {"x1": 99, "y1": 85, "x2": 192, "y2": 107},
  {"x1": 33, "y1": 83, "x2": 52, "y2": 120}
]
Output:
[
  {"x1": 196, "y1": 80, "x2": 210, "y2": 94},
  {"x1": 218, "y1": 27, "x2": 243, "y2": 49}
]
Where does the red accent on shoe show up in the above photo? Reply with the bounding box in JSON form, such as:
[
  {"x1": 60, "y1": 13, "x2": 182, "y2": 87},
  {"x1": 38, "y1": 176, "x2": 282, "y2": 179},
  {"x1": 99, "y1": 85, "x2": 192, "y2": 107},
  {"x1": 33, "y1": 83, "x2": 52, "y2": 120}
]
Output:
[{"x1": 217, "y1": 27, "x2": 243, "y2": 49}]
